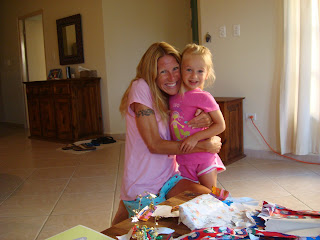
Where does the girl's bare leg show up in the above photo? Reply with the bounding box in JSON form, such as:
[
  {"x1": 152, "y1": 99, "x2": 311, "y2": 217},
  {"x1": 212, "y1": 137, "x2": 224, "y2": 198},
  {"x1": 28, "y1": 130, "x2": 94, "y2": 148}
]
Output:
[
  {"x1": 166, "y1": 179, "x2": 211, "y2": 199},
  {"x1": 112, "y1": 200, "x2": 128, "y2": 226},
  {"x1": 198, "y1": 169, "x2": 217, "y2": 190}
]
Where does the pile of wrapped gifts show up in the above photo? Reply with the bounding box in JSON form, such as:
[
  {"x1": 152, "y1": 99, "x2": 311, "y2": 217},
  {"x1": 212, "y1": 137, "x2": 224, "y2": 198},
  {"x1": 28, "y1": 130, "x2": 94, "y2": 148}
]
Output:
[
  {"x1": 120, "y1": 191, "x2": 320, "y2": 240},
  {"x1": 176, "y1": 194, "x2": 320, "y2": 239}
]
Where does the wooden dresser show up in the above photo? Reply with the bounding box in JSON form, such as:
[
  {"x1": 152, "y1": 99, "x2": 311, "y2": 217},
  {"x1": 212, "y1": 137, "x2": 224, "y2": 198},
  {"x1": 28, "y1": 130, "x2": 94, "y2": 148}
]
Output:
[
  {"x1": 24, "y1": 78, "x2": 103, "y2": 141},
  {"x1": 216, "y1": 97, "x2": 245, "y2": 165}
]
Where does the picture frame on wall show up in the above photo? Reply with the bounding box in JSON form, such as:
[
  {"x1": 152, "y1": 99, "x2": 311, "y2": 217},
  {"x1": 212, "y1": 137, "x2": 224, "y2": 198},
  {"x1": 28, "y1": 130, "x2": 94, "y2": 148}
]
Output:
[{"x1": 47, "y1": 69, "x2": 62, "y2": 80}]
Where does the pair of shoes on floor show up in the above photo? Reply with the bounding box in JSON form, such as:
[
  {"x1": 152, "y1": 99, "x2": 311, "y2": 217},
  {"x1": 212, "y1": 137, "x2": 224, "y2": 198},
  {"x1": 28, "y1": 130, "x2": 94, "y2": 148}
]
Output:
[
  {"x1": 91, "y1": 136, "x2": 116, "y2": 145},
  {"x1": 62, "y1": 143, "x2": 96, "y2": 151},
  {"x1": 73, "y1": 143, "x2": 96, "y2": 151},
  {"x1": 62, "y1": 143, "x2": 76, "y2": 150}
]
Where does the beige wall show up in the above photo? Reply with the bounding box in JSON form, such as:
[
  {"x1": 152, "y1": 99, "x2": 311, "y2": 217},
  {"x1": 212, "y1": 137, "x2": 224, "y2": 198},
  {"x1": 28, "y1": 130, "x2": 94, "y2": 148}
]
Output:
[
  {"x1": 102, "y1": 0, "x2": 192, "y2": 134},
  {"x1": 25, "y1": 15, "x2": 46, "y2": 82},
  {"x1": 199, "y1": 0, "x2": 283, "y2": 151}
]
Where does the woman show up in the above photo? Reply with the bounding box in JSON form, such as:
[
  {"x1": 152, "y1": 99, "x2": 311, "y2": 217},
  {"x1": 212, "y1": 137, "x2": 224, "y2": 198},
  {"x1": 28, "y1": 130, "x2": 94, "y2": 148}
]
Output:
[{"x1": 113, "y1": 42, "x2": 222, "y2": 225}]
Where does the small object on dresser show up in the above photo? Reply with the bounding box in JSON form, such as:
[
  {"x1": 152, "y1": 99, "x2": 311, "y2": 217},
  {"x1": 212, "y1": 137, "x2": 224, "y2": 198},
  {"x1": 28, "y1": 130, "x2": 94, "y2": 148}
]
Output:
[
  {"x1": 66, "y1": 66, "x2": 71, "y2": 78},
  {"x1": 47, "y1": 69, "x2": 62, "y2": 80},
  {"x1": 80, "y1": 70, "x2": 97, "y2": 78}
]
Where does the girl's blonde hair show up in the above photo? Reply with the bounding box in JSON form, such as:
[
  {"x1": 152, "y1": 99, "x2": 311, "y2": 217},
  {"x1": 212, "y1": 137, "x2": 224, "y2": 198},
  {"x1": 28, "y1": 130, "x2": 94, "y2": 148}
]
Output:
[
  {"x1": 180, "y1": 43, "x2": 215, "y2": 92},
  {"x1": 119, "y1": 42, "x2": 181, "y2": 122}
]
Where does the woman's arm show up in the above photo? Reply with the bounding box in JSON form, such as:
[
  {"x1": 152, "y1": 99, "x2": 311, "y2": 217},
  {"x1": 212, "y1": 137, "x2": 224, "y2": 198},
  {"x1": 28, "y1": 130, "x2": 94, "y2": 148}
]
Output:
[{"x1": 132, "y1": 102, "x2": 221, "y2": 154}]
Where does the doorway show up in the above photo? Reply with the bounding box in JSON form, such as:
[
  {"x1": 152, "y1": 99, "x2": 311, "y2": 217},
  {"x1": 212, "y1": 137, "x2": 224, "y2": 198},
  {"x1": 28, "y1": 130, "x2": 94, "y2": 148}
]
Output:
[
  {"x1": 19, "y1": 11, "x2": 46, "y2": 82},
  {"x1": 18, "y1": 11, "x2": 46, "y2": 128}
]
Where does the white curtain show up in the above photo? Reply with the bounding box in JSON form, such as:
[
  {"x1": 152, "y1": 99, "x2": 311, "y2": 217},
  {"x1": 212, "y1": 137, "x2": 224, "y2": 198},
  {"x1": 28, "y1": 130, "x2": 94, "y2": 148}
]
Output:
[{"x1": 280, "y1": 0, "x2": 320, "y2": 155}]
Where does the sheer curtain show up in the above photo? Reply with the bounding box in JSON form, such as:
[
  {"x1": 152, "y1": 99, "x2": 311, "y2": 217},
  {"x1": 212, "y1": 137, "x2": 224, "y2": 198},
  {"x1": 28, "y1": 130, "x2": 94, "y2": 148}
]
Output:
[{"x1": 280, "y1": 0, "x2": 320, "y2": 155}]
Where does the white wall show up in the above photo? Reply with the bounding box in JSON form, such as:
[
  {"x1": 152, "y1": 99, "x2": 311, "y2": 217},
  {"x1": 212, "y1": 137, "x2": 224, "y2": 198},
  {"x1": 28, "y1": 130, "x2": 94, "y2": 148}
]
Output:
[
  {"x1": 102, "y1": 0, "x2": 192, "y2": 134},
  {"x1": 198, "y1": 0, "x2": 283, "y2": 151}
]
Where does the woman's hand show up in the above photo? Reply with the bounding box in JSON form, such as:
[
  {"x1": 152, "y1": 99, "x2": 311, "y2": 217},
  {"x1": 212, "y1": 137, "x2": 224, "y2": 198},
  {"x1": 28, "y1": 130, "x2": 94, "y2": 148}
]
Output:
[
  {"x1": 187, "y1": 109, "x2": 212, "y2": 128},
  {"x1": 199, "y1": 136, "x2": 222, "y2": 154}
]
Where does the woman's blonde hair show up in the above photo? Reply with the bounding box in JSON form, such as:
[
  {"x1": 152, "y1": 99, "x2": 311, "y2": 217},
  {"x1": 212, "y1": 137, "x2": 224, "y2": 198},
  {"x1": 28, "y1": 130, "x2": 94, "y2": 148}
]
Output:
[
  {"x1": 119, "y1": 42, "x2": 181, "y2": 122},
  {"x1": 180, "y1": 43, "x2": 215, "y2": 92}
]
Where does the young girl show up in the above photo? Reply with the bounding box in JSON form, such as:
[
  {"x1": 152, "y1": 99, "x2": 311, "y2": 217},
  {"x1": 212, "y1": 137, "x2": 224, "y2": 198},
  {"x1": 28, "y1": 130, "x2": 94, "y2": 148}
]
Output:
[{"x1": 169, "y1": 43, "x2": 226, "y2": 190}]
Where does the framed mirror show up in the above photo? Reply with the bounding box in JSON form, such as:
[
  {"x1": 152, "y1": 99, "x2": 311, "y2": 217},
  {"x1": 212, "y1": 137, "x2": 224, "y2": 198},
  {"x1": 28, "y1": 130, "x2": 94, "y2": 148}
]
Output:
[{"x1": 56, "y1": 14, "x2": 84, "y2": 65}]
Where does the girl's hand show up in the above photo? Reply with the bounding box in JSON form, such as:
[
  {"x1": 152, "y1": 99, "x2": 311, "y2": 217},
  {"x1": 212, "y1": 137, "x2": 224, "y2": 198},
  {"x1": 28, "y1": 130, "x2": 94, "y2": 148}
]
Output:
[
  {"x1": 180, "y1": 136, "x2": 198, "y2": 153},
  {"x1": 187, "y1": 110, "x2": 212, "y2": 128}
]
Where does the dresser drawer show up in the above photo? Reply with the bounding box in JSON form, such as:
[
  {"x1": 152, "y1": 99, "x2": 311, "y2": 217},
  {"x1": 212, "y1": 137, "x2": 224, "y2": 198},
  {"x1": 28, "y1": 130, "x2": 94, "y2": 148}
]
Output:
[
  {"x1": 54, "y1": 83, "x2": 70, "y2": 95},
  {"x1": 39, "y1": 85, "x2": 52, "y2": 95},
  {"x1": 26, "y1": 86, "x2": 39, "y2": 96}
]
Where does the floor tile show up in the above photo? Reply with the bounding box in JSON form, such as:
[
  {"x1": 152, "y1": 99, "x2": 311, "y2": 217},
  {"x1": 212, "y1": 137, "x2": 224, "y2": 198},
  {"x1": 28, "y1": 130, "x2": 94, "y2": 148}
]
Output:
[
  {"x1": 79, "y1": 144, "x2": 122, "y2": 166},
  {"x1": 29, "y1": 167, "x2": 76, "y2": 180},
  {"x1": 64, "y1": 176, "x2": 117, "y2": 194},
  {"x1": 292, "y1": 191, "x2": 320, "y2": 210},
  {"x1": 73, "y1": 164, "x2": 118, "y2": 178},
  {"x1": 222, "y1": 178, "x2": 291, "y2": 200},
  {"x1": 262, "y1": 195, "x2": 312, "y2": 210},
  {"x1": 271, "y1": 173, "x2": 320, "y2": 195},
  {"x1": 251, "y1": 162, "x2": 312, "y2": 178},
  {"x1": 218, "y1": 165, "x2": 267, "y2": 183},
  {"x1": 302, "y1": 164, "x2": 320, "y2": 175},
  {"x1": 52, "y1": 192, "x2": 114, "y2": 215},
  {"x1": 0, "y1": 216, "x2": 48, "y2": 240},
  {"x1": 240, "y1": 157, "x2": 288, "y2": 165},
  {"x1": 0, "y1": 168, "x2": 35, "y2": 180},
  {"x1": 0, "y1": 193, "x2": 61, "y2": 217},
  {"x1": 0, "y1": 173, "x2": 25, "y2": 202},
  {"x1": 13, "y1": 178, "x2": 69, "y2": 196},
  {"x1": 226, "y1": 157, "x2": 251, "y2": 167}
]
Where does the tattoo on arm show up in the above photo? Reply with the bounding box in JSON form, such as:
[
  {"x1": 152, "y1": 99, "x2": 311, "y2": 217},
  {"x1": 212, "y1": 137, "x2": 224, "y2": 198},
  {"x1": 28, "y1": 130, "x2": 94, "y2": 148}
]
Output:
[{"x1": 135, "y1": 108, "x2": 155, "y2": 118}]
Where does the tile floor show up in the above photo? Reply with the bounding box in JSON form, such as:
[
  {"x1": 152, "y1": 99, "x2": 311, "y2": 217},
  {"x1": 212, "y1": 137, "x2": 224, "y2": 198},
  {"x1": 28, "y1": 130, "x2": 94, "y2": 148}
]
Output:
[{"x1": 1, "y1": 123, "x2": 320, "y2": 239}]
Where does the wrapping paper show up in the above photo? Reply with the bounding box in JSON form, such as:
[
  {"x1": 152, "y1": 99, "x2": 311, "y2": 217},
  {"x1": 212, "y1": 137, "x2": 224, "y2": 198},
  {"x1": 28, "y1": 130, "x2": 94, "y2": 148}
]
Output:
[
  {"x1": 211, "y1": 186, "x2": 229, "y2": 201},
  {"x1": 176, "y1": 227, "x2": 249, "y2": 240},
  {"x1": 265, "y1": 218, "x2": 320, "y2": 237},
  {"x1": 179, "y1": 194, "x2": 255, "y2": 230},
  {"x1": 151, "y1": 205, "x2": 179, "y2": 218},
  {"x1": 259, "y1": 201, "x2": 320, "y2": 220},
  {"x1": 137, "y1": 205, "x2": 156, "y2": 221}
]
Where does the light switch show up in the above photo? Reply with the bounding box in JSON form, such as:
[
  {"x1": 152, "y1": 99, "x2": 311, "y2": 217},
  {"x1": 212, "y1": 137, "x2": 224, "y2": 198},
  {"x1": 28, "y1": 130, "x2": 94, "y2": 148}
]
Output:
[
  {"x1": 219, "y1": 26, "x2": 226, "y2": 38},
  {"x1": 233, "y1": 24, "x2": 240, "y2": 37}
]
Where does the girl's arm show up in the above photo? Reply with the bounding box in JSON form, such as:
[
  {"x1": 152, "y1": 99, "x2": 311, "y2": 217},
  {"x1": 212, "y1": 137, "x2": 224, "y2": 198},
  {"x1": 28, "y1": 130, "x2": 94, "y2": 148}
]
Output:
[
  {"x1": 132, "y1": 102, "x2": 221, "y2": 154},
  {"x1": 180, "y1": 109, "x2": 226, "y2": 153}
]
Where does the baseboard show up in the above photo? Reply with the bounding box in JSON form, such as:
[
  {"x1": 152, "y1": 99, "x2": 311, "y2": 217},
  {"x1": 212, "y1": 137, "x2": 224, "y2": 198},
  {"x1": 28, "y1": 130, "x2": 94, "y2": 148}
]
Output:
[
  {"x1": 0, "y1": 122, "x2": 25, "y2": 128},
  {"x1": 244, "y1": 149, "x2": 320, "y2": 163},
  {"x1": 105, "y1": 133, "x2": 126, "y2": 141}
]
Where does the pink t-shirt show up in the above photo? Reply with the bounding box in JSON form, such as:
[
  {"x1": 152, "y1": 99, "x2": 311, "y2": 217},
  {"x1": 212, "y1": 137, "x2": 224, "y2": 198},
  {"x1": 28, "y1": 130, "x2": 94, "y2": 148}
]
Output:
[
  {"x1": 120, "y1": 79, "x2": 178, "y2": 201},
  {"x1": 169, "y1": 88, "x2": 221, "y2": 165}
]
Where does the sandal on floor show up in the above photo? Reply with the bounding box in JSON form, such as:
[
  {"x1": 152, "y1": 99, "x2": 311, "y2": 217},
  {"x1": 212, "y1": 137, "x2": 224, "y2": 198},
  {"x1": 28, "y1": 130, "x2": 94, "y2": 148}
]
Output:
[
  {"x1": 97, "y1": 136, "x2": 116, "y2": 144},
  {"x1": 62, "y1": 143, "x2": 76, "y2": 150},
  {"x1": 91, "y1": 139, "x2": 101, "y2": 146},
  {"x1": 72, "y1": 143, "x2": 96, "y2": 151}
]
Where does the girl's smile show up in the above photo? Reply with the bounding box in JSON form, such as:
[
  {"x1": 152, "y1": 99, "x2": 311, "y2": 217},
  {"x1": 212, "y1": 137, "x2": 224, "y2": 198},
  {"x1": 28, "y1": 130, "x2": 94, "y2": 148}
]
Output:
[{"x1": 181, "y1": 54, "x2": 208, "y2": 91}]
